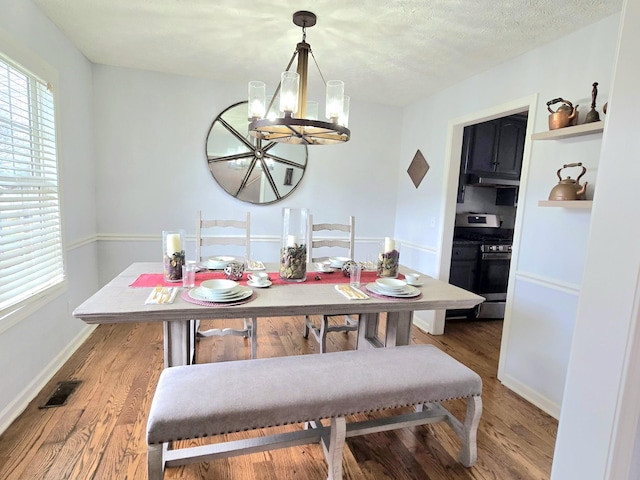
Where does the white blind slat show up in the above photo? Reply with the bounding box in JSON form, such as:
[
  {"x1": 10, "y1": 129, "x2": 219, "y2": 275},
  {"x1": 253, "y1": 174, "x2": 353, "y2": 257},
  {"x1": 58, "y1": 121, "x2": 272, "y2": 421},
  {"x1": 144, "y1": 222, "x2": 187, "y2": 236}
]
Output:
[{"x1": 0, "y1": 53, "x2": 64, "y2": 312}]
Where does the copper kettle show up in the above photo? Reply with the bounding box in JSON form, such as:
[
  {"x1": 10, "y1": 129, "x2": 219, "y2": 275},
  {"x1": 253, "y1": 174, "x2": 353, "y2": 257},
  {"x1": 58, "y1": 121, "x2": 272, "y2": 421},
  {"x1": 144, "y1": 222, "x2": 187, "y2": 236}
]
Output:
[
  {"x1": 547, "y1": 98, "x2": 579, "y2": 130},
  {"x1": 548, "y1": 163, "x2": 588, "y2": 200}
]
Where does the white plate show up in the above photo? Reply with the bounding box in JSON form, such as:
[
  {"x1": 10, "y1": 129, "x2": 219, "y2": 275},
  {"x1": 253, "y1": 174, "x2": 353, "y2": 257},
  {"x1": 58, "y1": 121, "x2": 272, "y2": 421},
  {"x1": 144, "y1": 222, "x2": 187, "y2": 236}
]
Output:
[
  {"x1": 247, "y1": 280, "x2": 272, "y2": 288},
  {"x1": 200, "y1": 256, "x2": 235, "y2": 269},
  {"x1": 316, "y1": 266, "x2": 335, "y2": 273},
  {"x1": 365, "y1": 283, "x2": 421, "y2": 298},
  {"x1": 329, "y1": 256, "x2": 350, "y2": 267},
  {"x1": 200, "y1": 279, "x2": 238, "y2": 294},
  {"x1": 189, "y1": 286, "x2": 252, "y2": 303},
  {"x1": 375, "y1": 278, "x2": 407, "y2": 291}
]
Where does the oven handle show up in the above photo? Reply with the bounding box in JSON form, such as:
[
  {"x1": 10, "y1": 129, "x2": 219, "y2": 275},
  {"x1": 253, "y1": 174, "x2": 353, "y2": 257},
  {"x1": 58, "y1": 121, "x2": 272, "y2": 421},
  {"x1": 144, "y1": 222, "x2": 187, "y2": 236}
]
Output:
[{"x1": 481, "y1": 252, "x2": 512, "y2": 260}]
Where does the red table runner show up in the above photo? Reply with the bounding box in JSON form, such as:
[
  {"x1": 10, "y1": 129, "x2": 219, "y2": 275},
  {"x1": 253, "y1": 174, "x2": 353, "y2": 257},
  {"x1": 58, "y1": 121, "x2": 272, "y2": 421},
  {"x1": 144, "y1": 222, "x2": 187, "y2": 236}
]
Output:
[{"x1": 130, "y1": 270, "x2": 402, "y2": 288}]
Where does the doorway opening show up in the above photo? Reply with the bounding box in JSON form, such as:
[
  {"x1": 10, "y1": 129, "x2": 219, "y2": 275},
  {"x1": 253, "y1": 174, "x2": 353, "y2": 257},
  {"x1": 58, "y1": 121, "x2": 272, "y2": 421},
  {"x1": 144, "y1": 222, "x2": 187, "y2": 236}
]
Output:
[{"x1": 447, "y1": 113, "x2": 527, "y2": 321}]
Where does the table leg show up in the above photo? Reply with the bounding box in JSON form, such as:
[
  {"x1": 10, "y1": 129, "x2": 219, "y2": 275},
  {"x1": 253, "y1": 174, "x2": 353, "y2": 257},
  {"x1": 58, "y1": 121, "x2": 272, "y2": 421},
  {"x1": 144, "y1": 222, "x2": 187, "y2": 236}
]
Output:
[
  {"x1": 163, "y1": 320, "x2": 194, "y2": 367},
  {"x1": 357, "y1": 313, "x2": 382, "y2": 349},
  {"x1": 385, "y1": 311, "x2": 413, "y2": 347}
]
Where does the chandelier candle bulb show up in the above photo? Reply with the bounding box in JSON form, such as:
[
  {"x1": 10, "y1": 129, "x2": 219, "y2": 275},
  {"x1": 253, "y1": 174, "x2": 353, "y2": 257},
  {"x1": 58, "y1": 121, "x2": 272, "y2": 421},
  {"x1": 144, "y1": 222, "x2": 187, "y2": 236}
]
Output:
[
  {"x1": 280, "y1": 71, "x2": 300, "y2": 113},
  {"x1": 326, "y1": 80, "x2": 345, "y2": 121},
  {"x1": 339, "y1": 95, "x2": 350, "y2": 127},
  {"x1": 248, "y1": 81, "x2": 266, "y2": 119}
]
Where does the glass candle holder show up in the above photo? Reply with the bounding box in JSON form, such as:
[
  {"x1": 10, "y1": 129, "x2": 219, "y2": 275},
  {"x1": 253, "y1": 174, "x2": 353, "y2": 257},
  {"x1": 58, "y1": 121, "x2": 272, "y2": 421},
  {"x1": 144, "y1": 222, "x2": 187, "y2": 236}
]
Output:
[
  {"x1": 279, "y1": 207, "x2": 309, "y2": 282},
  {"x1": 377, "y1": 236, "x2": 400, "y2": 278},
  {"x1": 163, "y1": 229, "x2": 185, "y2": 282}
]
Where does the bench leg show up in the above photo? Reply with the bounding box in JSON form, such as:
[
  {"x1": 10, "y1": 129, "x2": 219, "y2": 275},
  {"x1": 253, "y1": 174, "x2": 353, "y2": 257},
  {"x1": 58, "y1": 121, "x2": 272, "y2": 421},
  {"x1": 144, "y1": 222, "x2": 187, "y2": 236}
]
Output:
[
  {"x1": 147, "y1": 443, "x2": 165, "y2": 480},
  {"x1": 458, "y1": 396, "x2": 482, "y2": 467},
  {"x1": 327, "y1": 416, "x2": 346, "y2": 480}
]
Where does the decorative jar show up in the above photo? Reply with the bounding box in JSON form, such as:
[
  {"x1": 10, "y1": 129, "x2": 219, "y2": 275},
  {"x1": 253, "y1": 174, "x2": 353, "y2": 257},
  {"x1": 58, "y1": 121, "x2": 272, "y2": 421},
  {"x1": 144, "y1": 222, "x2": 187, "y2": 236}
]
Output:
[
  {"x1": 162, "y1": 229, "x2": 185, "y2": 282},
  {"x1": 224, "y1": 262, "x2": 245, "y2": 281},
  {"x1": 279, "y1": 207, "x2": 309, "y2": 282}
]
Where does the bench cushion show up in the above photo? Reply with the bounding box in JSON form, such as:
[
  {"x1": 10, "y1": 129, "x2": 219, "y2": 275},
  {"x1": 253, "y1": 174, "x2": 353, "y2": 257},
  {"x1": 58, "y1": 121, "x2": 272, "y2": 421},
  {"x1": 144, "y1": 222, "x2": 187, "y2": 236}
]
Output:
[{"x1": 147, "y1": 344, "x2": 481, "y2": 444}]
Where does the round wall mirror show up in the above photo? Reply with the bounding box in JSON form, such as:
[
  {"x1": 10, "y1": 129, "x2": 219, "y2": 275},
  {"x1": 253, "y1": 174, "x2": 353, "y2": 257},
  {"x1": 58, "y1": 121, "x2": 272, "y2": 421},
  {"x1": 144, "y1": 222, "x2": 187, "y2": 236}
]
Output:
[{"x1": 205, "y1": 101, "x2": 308, "y2": 204}]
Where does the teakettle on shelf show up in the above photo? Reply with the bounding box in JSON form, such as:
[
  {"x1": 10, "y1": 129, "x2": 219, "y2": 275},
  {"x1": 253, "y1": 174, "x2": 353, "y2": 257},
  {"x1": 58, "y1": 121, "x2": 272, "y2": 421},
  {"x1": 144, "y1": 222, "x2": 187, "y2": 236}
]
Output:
[
  {"x1": 548, "y1": 162, "x2": 588, "y2": 200},
  {"x1": 547, "y1": 98, "x2": 579, "y2": 130}
]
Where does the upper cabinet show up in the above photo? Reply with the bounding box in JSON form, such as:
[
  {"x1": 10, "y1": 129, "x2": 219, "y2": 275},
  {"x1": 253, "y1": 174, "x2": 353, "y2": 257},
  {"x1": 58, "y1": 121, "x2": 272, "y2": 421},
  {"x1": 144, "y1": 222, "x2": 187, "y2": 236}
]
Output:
[{"x1": 461, "y1": 115, "x2": 527, "y2": 180}]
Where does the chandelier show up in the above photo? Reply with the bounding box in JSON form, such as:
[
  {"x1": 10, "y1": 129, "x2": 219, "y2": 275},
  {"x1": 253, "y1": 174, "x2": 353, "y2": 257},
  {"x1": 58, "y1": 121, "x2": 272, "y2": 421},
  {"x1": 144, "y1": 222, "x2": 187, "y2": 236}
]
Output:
[{"x1": 247, "y1": 11, "x2": 351, "y2": 145}]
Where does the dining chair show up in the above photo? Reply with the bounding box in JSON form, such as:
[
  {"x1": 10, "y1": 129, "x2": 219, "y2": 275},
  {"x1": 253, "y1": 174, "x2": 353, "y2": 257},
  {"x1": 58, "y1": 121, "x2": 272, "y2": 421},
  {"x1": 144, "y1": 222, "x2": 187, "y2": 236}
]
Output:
[
  {"x1": 194, "y1": 211, "x2": 258, "y2": 359},
  {"x1": 303, "y1": 215, "x2": 359, "y2": 353}
]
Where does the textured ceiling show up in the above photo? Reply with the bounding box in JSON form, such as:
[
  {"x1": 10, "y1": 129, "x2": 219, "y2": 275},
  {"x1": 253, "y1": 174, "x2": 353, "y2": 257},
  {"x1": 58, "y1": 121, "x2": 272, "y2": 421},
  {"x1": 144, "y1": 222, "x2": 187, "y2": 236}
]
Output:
[{"x1": 32, "y1": 0, "x2": 622, "y2": 107}]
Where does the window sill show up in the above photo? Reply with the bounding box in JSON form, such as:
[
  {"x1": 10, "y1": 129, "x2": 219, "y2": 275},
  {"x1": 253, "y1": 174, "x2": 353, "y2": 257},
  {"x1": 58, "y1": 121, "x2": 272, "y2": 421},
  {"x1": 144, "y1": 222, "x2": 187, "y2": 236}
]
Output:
[{"x1": 0, "y1": 282, "x2": 68, "y2": 335}]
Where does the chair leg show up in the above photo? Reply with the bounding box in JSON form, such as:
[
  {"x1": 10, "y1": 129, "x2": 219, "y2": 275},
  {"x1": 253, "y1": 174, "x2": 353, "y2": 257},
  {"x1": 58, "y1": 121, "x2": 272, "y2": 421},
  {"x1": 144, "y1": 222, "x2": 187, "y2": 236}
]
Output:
[
  {"x1": 303, "y1": 315, "x2": 311, "y2": 338},
  {"x1": 319, "y1": 316, "x2": 329, "y2": 353}
]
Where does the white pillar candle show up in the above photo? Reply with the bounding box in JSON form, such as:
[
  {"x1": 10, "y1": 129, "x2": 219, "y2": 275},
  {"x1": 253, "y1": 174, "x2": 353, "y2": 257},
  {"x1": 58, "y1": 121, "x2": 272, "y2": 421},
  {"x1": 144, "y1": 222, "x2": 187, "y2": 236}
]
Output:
[
  {"x1": 286, "y1": 235, "x2": 299, "y2": 247},
  {"x1": 384, "y1": 237, "x2": 395, "y2": 253},
  {"x1": 166, "y1": 233, "x2": 182, "y2": 256}
]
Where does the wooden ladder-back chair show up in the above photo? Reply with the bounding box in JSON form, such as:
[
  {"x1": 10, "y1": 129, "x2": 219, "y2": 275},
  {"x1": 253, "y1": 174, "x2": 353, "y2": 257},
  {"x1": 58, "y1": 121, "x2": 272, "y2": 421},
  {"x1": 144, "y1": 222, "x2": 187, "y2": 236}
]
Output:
[
  {"x1": 194, "y1": 211, "x2": 257, "y2": 359},
  {"x1": 303, "y1": 215, "x2": 358, "y2": 353}
]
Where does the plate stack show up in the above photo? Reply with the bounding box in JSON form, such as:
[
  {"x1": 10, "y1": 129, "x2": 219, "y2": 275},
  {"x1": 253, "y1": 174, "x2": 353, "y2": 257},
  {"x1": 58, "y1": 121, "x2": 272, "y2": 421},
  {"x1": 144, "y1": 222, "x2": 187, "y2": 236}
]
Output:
[
  {"x1": 329, "y1": 256, "x2": 351, "y2": 269},
  {"x1": 366, "y1": 278, "x2": 421, "y2": 298},
  {"x1": 200, "y1": 256, "x2": 235, "y2": 270},
  {"x1": 188, "y1": 279, "x2": 252, "y2": 303}
]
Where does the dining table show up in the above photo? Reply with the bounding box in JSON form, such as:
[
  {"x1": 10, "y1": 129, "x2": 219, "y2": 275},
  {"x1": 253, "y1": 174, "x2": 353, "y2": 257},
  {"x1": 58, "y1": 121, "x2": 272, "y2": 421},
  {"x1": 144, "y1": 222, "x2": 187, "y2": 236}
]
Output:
[{"x1": 72, "y1": 262, "x2": 484, "y2": 367}]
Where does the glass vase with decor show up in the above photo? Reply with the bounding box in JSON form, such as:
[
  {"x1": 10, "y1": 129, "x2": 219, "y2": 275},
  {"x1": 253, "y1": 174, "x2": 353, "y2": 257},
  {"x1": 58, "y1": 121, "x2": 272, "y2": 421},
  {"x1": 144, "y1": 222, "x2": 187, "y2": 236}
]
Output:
[{"x1": 279, "y1": 208, "x2": 309, "y2": 282}]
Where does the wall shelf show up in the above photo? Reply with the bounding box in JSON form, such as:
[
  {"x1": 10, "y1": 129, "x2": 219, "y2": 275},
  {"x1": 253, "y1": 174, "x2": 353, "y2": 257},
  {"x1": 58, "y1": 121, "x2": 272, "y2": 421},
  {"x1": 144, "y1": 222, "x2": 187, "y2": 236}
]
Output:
[
  {"x1": 538, "y1": 200, "x2": 593, "y2": 208},
  {"x1": 531, "y1": 121, "x2": 604, "y2": 140}
]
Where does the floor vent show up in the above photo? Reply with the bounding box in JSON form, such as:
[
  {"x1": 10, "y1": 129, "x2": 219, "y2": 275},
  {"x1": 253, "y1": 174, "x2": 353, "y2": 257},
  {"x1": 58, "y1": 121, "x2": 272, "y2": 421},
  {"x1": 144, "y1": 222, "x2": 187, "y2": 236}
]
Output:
[{"x1": 40, "y1": 380, "x2": 81, "y2": 409}]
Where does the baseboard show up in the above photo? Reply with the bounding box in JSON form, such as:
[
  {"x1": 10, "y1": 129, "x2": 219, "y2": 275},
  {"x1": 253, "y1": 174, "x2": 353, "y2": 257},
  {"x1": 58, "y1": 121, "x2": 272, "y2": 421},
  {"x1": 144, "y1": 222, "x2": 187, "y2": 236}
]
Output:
[
  {"x1": 0, "y1": 323, "x2": 97, "y2": 435},
  {"x1": 499, "y1": 372, "x2": 560, "y2": 419},
  {"x1": 412, "y1": 314, "x2": 433, "y2": 335}
]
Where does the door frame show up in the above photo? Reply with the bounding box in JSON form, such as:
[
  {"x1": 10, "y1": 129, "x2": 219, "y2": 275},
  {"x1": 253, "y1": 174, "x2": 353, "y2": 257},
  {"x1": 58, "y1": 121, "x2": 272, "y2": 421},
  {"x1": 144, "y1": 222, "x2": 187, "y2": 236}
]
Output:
[{"x1": 432, "y1": 95, "x2": 538, "y2": 370}]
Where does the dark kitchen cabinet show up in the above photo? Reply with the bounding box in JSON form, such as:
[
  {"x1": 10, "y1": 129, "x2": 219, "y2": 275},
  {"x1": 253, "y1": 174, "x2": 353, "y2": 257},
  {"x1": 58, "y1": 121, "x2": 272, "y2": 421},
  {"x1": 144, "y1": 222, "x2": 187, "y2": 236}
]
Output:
[
  {"x1": 461, "y1": 115, "x2": 526, "y2": 180},
  {"x1": 447, "y1": 241, "x2": 480, "y2": 318},
  {"x1": 449, "y1": 242, "x2": 480, "y2": 292}
]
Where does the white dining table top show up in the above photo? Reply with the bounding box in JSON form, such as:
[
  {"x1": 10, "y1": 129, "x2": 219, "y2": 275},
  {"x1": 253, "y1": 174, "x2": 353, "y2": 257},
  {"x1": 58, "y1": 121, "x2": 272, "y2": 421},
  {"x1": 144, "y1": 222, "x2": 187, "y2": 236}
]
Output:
[{"x1": 73, "y1": 262, "x2": 485, "y2": 325}]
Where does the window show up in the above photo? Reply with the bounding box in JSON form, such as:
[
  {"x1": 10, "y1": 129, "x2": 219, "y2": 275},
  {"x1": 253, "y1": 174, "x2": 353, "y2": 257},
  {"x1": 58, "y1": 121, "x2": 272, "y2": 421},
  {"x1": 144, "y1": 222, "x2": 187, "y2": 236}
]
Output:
[{"x1": 0, "y1": 53, "x2": 64, "y2": 312}]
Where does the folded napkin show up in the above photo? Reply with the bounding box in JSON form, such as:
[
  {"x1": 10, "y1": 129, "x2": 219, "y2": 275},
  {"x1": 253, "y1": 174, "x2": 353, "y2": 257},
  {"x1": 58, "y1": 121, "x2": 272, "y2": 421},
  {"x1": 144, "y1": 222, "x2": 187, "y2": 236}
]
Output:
[
  {"x1": 334, "y1": 284, "x2": 369, "y2": 300},
  {"x1": 145, "y1": 287, "x2": 179, "y2": 305},
  {"x1": 246, "y1": 260, "x2": 265, "y2": 271}
]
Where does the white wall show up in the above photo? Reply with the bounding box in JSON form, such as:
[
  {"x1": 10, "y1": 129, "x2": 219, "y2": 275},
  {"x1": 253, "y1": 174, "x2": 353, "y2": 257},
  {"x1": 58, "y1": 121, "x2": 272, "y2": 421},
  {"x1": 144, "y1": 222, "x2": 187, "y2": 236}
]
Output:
[
  {"x1": 395, "y1": 13, "x2": 621, "y2": 416},
  {"x1": 91, "y1": 65, "x2": 403, "y2": 284},
  {"x1": 552, "y1": 0, "x2": 640, "y2": 476},
  {"x1": 0, "y1": 0, "x2": 98, "y2": 431}
]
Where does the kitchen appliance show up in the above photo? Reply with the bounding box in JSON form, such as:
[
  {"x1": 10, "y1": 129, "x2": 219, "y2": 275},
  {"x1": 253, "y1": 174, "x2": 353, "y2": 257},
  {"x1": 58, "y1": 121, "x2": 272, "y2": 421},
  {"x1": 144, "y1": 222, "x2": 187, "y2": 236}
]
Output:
[
  {"x1": 548, "y1": 162, "x2": 588, "y2": 200},
  {"x1": 448, "y1": 213, "x2": 513, "y2": 319}
]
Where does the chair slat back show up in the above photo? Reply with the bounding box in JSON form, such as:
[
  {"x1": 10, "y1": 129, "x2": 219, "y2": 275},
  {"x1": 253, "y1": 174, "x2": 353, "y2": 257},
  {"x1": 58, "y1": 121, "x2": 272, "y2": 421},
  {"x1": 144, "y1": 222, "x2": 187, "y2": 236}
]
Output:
[
  {"x1": 308, "y1": 215, "x2": 355, "y2": 263},
  {"x1": 196, "y1": 211, "x2": 251, "y2": 262}
]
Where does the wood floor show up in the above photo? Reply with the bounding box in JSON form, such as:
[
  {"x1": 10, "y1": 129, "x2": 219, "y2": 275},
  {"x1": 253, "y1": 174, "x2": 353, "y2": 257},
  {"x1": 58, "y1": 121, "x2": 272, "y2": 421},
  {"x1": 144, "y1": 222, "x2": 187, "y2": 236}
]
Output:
[{"x1": 0, "y1": 315, "x2": 557, "y2": 479}]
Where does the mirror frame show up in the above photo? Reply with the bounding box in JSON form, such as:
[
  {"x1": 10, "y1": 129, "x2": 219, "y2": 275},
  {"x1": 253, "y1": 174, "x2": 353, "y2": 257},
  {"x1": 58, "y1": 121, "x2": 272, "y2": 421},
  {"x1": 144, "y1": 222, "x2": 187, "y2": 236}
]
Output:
[{"x1": 205, "y1": 101, "x2": 308, "y2": 205}]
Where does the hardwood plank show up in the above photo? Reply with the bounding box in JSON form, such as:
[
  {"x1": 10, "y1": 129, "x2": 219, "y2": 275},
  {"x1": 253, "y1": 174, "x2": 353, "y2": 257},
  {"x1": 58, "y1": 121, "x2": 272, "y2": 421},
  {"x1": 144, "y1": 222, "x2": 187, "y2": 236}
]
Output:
[{"x1": 0, "y1": 317, "x2": 557, "y2": 479}]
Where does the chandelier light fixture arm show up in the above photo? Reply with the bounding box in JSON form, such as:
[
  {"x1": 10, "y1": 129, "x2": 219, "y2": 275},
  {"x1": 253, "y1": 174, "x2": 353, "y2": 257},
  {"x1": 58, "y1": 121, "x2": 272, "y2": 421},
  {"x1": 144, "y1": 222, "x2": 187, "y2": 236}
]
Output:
[{"x1": 248, "y1": 11, "x2": 351, "y2": 145}]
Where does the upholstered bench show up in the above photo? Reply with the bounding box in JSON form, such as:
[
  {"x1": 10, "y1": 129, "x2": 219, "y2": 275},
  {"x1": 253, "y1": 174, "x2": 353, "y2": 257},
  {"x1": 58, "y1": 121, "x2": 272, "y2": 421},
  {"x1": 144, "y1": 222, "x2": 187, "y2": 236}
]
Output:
[{"x1": 146, "y1": 344, "x2": 482, "y2": 479}]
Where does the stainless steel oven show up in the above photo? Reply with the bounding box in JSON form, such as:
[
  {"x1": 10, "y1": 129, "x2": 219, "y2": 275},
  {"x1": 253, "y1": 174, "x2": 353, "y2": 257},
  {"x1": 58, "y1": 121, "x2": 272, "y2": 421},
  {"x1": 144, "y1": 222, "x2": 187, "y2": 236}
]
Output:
[
  {"x1": 476, "y1": 243, "x2": 511, "y2": 318},
  {"x1": 448, "y1": 213, "x2": 513, "y2": 319}
]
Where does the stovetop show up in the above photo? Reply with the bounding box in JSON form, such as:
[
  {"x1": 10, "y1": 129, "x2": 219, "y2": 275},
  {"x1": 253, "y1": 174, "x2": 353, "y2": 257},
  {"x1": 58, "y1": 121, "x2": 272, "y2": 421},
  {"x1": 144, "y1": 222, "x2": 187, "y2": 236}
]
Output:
[{"x1": 453, "y1": 227, "x2": 513, "y2": 245}]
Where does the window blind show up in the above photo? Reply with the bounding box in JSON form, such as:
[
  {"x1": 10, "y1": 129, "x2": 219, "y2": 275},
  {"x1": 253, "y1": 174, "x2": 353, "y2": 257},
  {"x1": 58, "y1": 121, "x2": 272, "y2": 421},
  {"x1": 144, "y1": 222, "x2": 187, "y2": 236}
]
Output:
[{"x1": 0, "y1": 55, "x2": 64, "y2": 311}]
